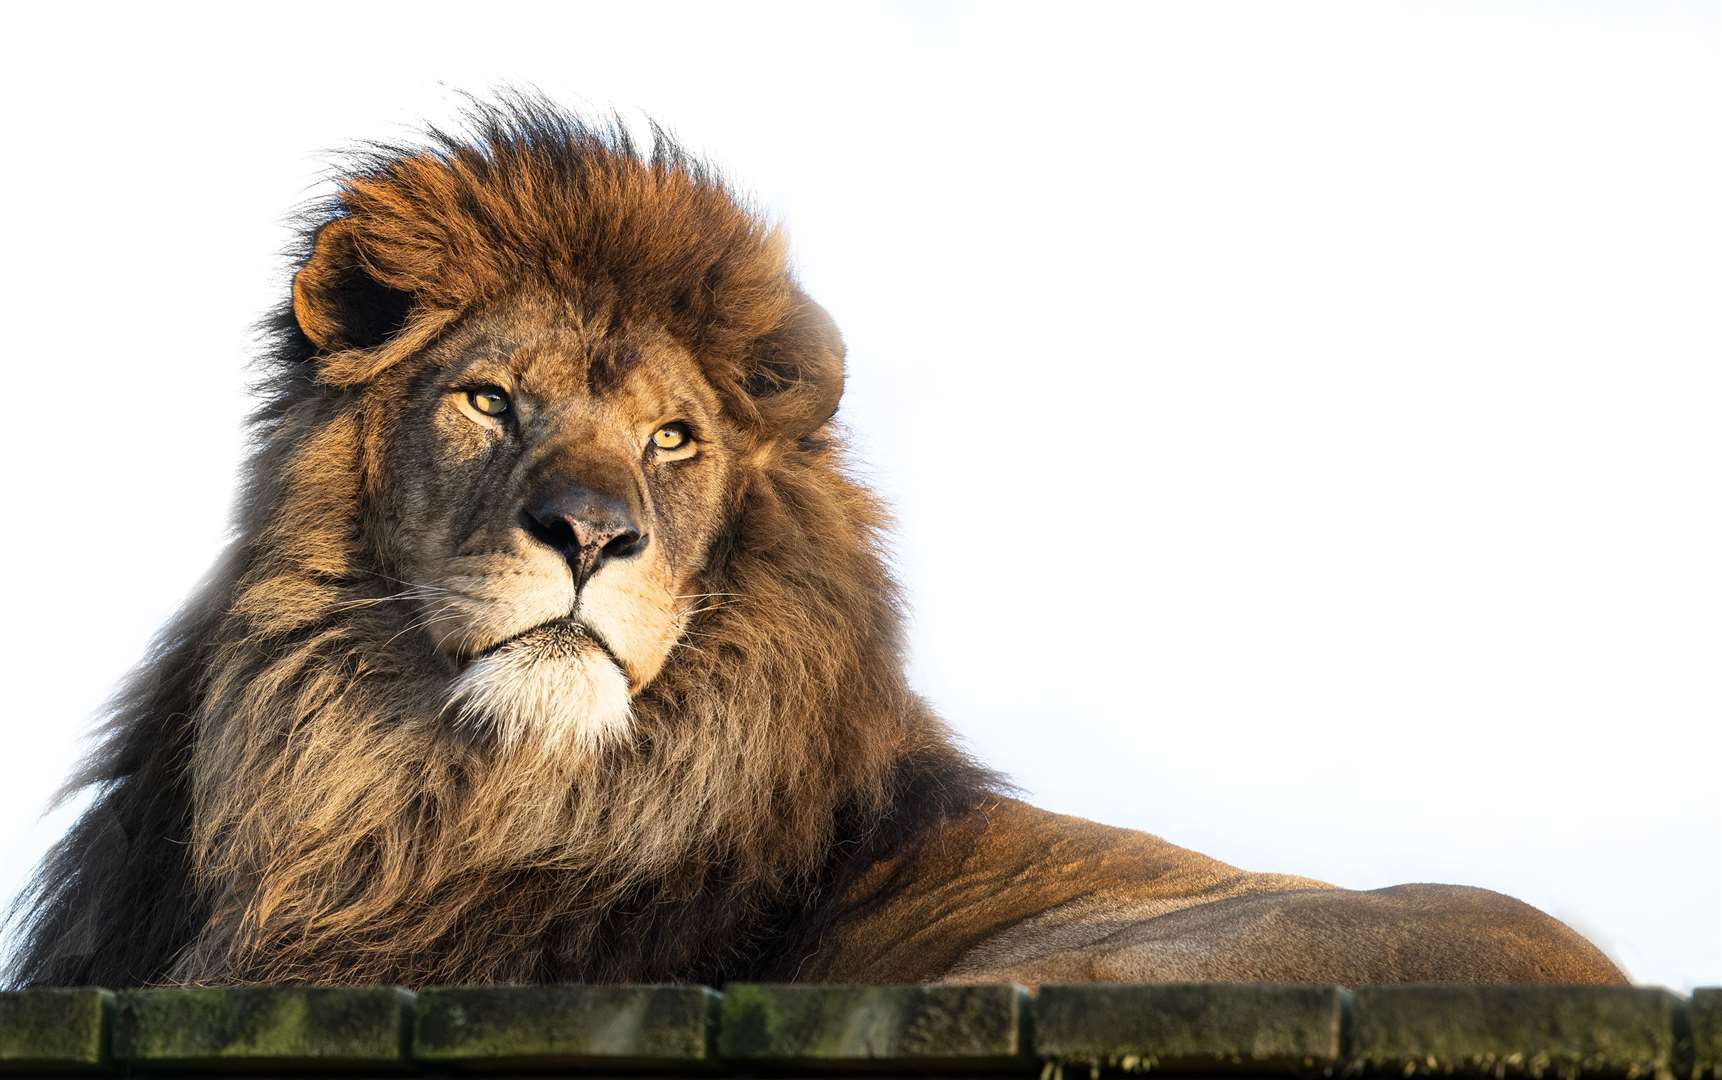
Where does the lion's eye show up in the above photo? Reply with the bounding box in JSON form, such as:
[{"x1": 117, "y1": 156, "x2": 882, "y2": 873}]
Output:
[
  {"x1": 651, "y1": 423, "x2": 692, "y2": 453},
  {"x1": 466, "y1": 387, "x2": 511, "y2": 417}
]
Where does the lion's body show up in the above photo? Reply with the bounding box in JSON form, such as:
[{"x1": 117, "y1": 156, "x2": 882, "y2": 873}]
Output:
[
  {"x1": 4, "y1": 100, "x2": 1622, "y2": 990},
  {"x1": 813, "y1": 797, "x2": 1622, "y2": 984}
]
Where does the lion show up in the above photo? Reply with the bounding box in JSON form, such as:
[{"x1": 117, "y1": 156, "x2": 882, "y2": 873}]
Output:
[{"x1": 4, "y1": 99, "x2": 1623, "y2": 989}]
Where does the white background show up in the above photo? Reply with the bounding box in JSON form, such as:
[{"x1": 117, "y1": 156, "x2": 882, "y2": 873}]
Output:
[{"x1": 1, "y1": 2, "x2": 1716, "y2": 989}]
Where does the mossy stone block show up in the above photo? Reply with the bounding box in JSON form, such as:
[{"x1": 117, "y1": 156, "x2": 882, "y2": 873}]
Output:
[
  {"x1": 0, "y1": 989, "x2": 111, "y2": 1071},
  {"x1": 1691, "y1": 989, "x2": 1721, "y2": 1079},
  {"x1": 113, "y1": 986, "x2": 412, "y2": 1069},
  {"x1": 1349, "y1": 985, "x2": 1680, "y2": 1079},
  {"x1": 719, "y1": 984, "x2": 1026, "y2": 1067},
  {"x1": 414, "y1": 985, "x2": 717, "y2": 1068},
  {"x1": 1034, "y1": 983, "x2": 1343, "y2": 1074}
]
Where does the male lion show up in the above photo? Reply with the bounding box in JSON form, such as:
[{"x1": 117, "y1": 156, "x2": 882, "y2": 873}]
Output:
[{"x1": 6, "y1": 100, "x2": 1622, "y2": 989}]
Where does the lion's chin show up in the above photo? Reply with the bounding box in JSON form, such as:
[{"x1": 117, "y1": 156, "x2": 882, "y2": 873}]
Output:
[{"x1": 447, "y1": 625, "x2": 633, "y2": 756}]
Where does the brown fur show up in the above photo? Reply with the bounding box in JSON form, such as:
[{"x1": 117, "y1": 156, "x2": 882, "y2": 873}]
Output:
[
  {"x1": 807, "y1": 798, "x2": 1626, "y2": 985},
  {"x1": 5, "y1": 98, "x2": 1624, "y2": 989}
]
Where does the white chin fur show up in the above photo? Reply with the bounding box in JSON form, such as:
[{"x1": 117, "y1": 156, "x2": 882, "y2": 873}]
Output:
[{"x1": 448, "y1": 646, "x2": 633, "y2": 755}]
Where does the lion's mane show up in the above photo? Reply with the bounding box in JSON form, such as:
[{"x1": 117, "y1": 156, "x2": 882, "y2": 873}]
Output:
[{"x1": 5, "y1": 99, "x2": 994, "y2": 988}]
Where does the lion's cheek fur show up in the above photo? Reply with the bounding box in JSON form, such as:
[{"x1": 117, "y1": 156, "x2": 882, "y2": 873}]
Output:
[{"x1": 574, "y1": 564, "x2": 687, "y2": 692}]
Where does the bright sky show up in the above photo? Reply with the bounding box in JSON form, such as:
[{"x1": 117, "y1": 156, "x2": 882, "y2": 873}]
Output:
[{"x1": 1, "y1": 2, "x2": 1716, "y2": 989}]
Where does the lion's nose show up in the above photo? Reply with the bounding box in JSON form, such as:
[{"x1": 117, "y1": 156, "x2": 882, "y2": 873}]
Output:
[{"x1": 521, "y1": 484, "x2": 648, "y2": 587}]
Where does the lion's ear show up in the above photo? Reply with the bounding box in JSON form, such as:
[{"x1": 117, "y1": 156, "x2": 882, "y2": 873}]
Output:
[
  {"x1": 744, "y1": 290, "x2": 845, "y2": 439},
  {"x1": 291, "y1": 217, "x2": 414, "y2": 352}
]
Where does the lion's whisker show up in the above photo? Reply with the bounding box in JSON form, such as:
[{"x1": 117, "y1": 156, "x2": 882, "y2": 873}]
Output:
[{"x1": 379, "y1": 604, "x2": 466, "y2": 651}]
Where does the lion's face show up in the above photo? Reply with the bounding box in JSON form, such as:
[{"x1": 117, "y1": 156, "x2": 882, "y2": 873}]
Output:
[
  {"x1": 276, "y1": 128, "x2": 845, "y2": 762},
  {"x1": 374, "y1": 292, "x2": 739, "y2": 752}
]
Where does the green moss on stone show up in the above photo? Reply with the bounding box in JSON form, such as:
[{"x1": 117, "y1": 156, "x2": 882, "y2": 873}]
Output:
[
  {"x1": 413, "y1": 985, "x2": 717, "y2": 1067},
  {"x1": 112, "y1": 986, "x2": 411, "y2": 1067},
  {"x1": 1034, "y1": 983, "x2": 1343, "y2": 1075},
  {"x1": 718, "y1": 984, "x2": 1026, "y2": 1065},
  {"x1": 12, "y1": 979, "x2": 1713, "y2": 1079},
  {"x1": 1349, "y1": 985, "x2": 1680, "y2": 1079},
  {"x1": 0, "y1": 989, "x2": 111, "y2": 1071},
  {"x1": 1690, "y1": 989, "x2": 1720, "y2": 1080}
]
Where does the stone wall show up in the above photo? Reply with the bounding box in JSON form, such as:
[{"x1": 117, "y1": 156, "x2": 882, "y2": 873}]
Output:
[{"x1": 2, "y1": 983, "x2": 1717, "y2": 1077}]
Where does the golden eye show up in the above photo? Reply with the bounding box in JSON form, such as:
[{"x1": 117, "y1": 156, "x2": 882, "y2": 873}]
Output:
[
  {"x1": 466, "y1": 387, "x2": 510, "y2": 417},
  {"x1": 652, "y1": 423, "x2": 692, "y2": 452}
]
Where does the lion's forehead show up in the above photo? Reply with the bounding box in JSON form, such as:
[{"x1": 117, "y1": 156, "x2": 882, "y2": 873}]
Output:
[{"x1": 422, "y1": 305, "x2": 717, "y2": 441}]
